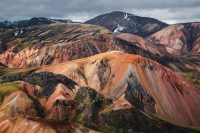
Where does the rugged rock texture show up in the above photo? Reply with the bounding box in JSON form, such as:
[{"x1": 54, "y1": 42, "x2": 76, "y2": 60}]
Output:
[
  {"x1": 1, "y1": 25, "x2": 199, "y2": 72},
  {"x1": 85, "y1": 11, "x2": 168, "y2": 37},
  {"x1": 1, "y1": 73, "x2": 78, "y2": 121},
  {"x1": 0, "y1": 23, "x2": 110, "y2": 68},
  {"x1": 0, "y1": 81, "x2": 95, "y2": 132},
  {"x1": 148, "y1": 23, "x2": 200, "y2": 55},
  {"x1": 38, "y1": 51, "x2": 200, "y2": 127},
  {"x1": 0, "y1": 11, "x2": 200, "y2": 132},
  {"x1": 0, "y1": 52, "x2": 199, "y2": 132},
  {"x1": 2, "y1": 72, "x2": 77, "y2": 97}
]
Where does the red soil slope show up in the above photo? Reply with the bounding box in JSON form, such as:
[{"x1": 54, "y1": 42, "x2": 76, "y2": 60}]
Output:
[
  {"x1": 148, "y1": 23, "x2": 200, "y2": 55},
  {"x1": 38, "y1": 51, "x2": 200, "y2": 126}
]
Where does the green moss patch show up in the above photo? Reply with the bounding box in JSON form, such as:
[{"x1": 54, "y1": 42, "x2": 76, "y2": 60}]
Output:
[
  {"x1": 0, "y1": 82, "x2": 21, "y2": 103},
  {"x1": 182, "y1": 71, "x2": 200, "y2": 85}
]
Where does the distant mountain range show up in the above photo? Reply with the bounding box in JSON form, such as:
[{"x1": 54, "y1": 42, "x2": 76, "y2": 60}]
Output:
[{"x1": 0, "y1": 17, "x2": 73, "y2": 28}]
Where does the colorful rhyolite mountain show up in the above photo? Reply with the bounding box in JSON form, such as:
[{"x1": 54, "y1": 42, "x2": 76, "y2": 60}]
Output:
[
  {"x1": 0, "y1": 23, "x2": 199, "y2": 72},
  {"x1": 0, "y1": 52, "x2": 199, "y2": 132},
  {"x1": 0, "y1": 11, "x2": 200, "y2": 132},
  {"x1": 148, "y1": 23, "x2": 200, "y2": 55}
]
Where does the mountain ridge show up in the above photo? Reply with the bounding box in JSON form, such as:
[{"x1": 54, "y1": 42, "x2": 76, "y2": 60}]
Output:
[
  {"x1": 85, "y1": 11, "x2": 169, "y2": 37},
  {"x1": 0, "y1": 11, "x2": 200, "y2": 132},
  {"x1": 0, "y1": 17, "x2": 74, "y2": 28}
]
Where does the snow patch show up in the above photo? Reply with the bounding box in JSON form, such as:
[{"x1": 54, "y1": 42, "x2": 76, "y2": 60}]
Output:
[
  {"x1": 14, "y1": 32, "x2": 18, "y2": 36},
  {"x1": 14, "y1": 29, "x2": 23, "y2": 36},
  {"x1": 124, "y1": 14, "x2": 128, "y2": 19},
  {"x1": 124, "y1": 14, "x2": 130, "y2": 21},
  {"x1": 114, "y1": 24, "x2": 124, "y2": 32},
  {"x1": 177, "y1": 25, "x2": 184, "y2": 31}
]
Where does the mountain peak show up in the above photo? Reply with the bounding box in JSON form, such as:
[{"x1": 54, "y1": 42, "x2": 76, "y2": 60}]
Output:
[{"x1": 85, "y1": 11, "x2": 168, "y2": 37}]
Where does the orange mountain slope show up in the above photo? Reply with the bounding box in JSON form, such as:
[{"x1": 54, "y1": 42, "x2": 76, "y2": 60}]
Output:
[
  {"x1": 37, "y1": 51, "x2": 200, "y2": 126},
  {"x1": 0, "y1": 51, "x2": 199, "y2": 132}
]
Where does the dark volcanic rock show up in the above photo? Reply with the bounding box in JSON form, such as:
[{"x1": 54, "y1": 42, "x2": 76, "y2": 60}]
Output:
[
  {"x1": 85, "y1": 11, "x2": 168, "y2": 37},
  {"x1": 125, "y1": 68, "x2": 155, "y2": 113},
  {"x1": 74, "y1": 87, "x2": 105, "y2": 128},
  {"x1": 2, "y1": 72, "x2": 77, "y2": 97}
]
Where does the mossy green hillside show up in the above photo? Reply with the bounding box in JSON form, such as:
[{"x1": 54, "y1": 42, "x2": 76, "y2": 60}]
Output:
[
  {"x1": 182, "y1": 71, "x2": 200, "y2": 85},
  {"x1": 0, "y1": 82, "x2": 21, "y2": 103}
]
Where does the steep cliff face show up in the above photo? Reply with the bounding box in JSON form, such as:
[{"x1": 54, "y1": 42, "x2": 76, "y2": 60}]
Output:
[
  {"x1": 148, "y1": 23, "x2": 200, "y2": 55},
  {"x1": 38, "y1": 51, "x2": 200, "y2": 126}
]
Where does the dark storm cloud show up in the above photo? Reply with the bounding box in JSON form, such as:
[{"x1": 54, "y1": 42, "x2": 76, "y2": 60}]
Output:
[{"x1": 0, "y1": 0, "x2": 200, "y2": 23}]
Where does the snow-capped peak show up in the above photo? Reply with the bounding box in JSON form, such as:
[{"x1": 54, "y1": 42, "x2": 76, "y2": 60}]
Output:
[
  {"x1": 177, "y1": 25, "x2": 184, "y2": 31},
  {"x1": 124, "y1": 14, "x2": 128, "y2": 19},
  {"x1": 114, "y1": 24, "x2": 124, "y2": 32}
]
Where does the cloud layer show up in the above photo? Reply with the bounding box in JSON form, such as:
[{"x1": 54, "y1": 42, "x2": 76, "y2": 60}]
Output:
[{"x1": 1, "y1": 0, "x2": 200, "y2": 23}]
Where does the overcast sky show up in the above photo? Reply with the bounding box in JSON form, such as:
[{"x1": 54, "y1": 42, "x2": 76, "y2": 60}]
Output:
[{"x1": 0, "y1": 0, "x2": 200, "y2": 24}]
